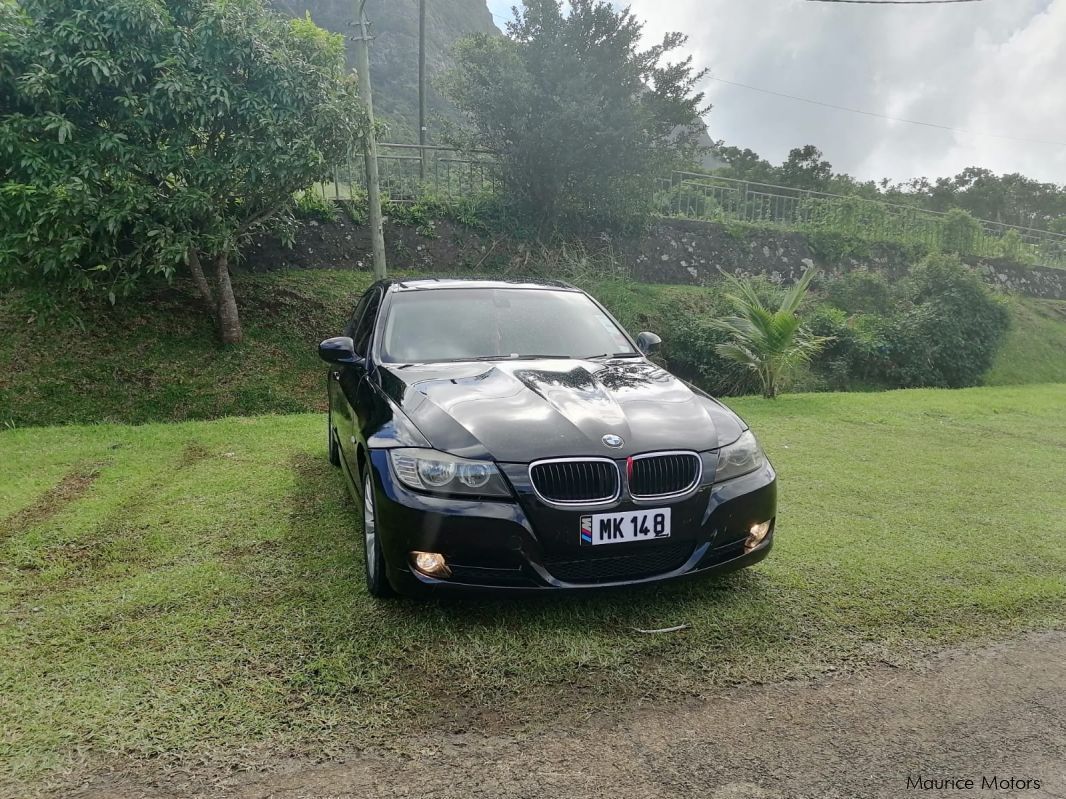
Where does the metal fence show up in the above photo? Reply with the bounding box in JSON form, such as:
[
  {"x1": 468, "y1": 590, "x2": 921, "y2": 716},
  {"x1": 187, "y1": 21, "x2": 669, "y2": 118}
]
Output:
[
  {"x1": 657, "y1": 172, "x2": 1066, "y2": 267},
  {"x1": 320, "y1": 148, "x2": 1066, "y2": 267},
  {"x1": 318, "y1": 143, "x2": 499, "y2": 203}
]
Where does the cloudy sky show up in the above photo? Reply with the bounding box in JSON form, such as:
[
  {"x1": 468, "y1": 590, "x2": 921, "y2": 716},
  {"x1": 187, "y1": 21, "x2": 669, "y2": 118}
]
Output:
[{"x1": 484, "y1": 0, "x2": 1066, "y2": 185}]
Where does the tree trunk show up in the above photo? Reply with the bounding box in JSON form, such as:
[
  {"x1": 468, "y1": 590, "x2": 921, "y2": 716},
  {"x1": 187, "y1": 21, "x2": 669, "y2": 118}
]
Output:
[
  {"x1": 213, "y1": 253, "x2": 243, "y2": 345},
  {"x1": 187, "y1": 248, "x2": 215, "y2": 312}
]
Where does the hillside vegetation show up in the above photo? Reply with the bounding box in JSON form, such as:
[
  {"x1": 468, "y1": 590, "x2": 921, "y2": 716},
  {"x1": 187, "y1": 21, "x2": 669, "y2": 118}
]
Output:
[
  {"x1": 1, "y1": 269, "x2": 1064, "y2": 428},
  {"x1": 985, "y1": 297, "x2": 1066, "y2": 386}
]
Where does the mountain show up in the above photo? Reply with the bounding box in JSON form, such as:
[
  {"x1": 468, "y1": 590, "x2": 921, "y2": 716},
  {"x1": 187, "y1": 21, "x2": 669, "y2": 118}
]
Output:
[
  {"x1": 272, "y1": 1, "x2": 722, "y2": 166},
  {"x1": 272, "y1": 0, "x2": 498, "y2": 142}
]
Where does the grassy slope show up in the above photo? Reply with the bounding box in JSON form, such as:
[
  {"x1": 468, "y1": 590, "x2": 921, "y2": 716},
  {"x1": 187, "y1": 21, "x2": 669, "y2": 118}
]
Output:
[
  {"x1": 4, "y1": 270, "x2": 1063, "y2": 429},
  {"x1": 2, "y1": 385, "x2": 1065, "y2": 791},
  {"x1": 0, "y1": 271, "x2": 375, "y2": 427},
  {"x1": 985, "y1": 297, "x2": 1066, "y2": 385}
]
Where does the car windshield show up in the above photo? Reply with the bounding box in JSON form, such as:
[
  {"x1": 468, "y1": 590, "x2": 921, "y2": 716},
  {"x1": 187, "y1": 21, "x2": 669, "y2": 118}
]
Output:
[{"x1": 379, "y1": 288, "x2": 637, "y2": 363}]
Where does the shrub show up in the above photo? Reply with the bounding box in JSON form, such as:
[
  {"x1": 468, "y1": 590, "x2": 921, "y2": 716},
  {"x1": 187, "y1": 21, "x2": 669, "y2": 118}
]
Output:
[
  {"x1": 938, "y1": 208, "x2": 983, "y2": 255},
  {"x1": 294, "y1": 190, "x2": 340, "y2": 222},
  {"x1": 826, "y1": 271, "x2": 894, "y2": 315},
  {"x1": 806, "y1": 306, "x2": 891, "y2": 391},
  {"x1": 708, "y1": 269, "x2": 831, "y2": 398},
  {"x1": 805, "y1": 230, "x2": 871, "y2": 264},
  {"x1": 995, "y1": 229, "x2": 1034, "y2": 264},
  {"x1": 884, "y1": 254, "x2": 1010, "y2": 388}
]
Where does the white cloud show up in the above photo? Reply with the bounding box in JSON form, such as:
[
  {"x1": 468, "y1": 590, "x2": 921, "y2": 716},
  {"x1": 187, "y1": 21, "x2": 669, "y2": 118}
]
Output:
[{"x1": 622, "y1": 0, "x2": 1066, "y2": 183}]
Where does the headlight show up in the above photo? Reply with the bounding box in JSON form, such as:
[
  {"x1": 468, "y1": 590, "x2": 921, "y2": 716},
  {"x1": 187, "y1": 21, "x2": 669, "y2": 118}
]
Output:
[
  {"x1": 714, "y1": 430, "x2": 766, "y2": 482},
  {"x1": 388, "y1": 448, "x2": 512, "y2": 497}
]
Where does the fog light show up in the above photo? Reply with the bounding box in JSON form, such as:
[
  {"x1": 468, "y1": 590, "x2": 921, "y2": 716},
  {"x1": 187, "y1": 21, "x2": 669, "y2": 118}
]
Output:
[
  {"x1": 745, "y1": 520, "x2": 772, "y2": 553},
  {"x1": 411, "y1": 551, "x2": 451, "y2": 578}
]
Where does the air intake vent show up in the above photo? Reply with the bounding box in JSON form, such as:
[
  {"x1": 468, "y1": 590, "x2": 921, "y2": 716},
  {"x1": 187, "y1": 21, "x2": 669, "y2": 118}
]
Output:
[
  {"x1": 546, "y1": 542, "x2": 694, "y2": 583},
  {"x1": 629, "y1": 452, "x2": 701, "y2": 499},
  {"x1": 529, "y1": 459, "x2": 619, "y2": 504}
]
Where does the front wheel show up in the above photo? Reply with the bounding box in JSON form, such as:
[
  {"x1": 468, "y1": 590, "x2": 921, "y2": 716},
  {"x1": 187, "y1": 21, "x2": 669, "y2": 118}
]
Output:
[{"x1": 362, "y1": 472, "x2": 395, "y2": 598}]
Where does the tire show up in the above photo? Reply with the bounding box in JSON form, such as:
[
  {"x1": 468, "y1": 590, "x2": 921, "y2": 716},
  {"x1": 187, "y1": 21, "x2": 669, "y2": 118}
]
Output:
[
  {"x1": 362, "y1": 472, "x2": 395, "y2": 598},
  {"x1": 327, "y1": 408, "x2": 341, "y2": 468}
]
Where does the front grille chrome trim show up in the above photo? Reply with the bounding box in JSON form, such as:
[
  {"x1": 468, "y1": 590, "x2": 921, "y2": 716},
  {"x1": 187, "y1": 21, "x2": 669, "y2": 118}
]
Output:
[
  {"x1": 628, "y1": 450, "x2": 703, "y2": 501},
  {"x1": 528, "y1": 457, "x2": 621, "y2": 507}
]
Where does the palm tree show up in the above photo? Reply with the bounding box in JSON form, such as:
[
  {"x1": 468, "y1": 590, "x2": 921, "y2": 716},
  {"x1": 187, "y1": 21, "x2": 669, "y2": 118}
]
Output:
[{"x1": 709, "y1": 269, "x2": 830, "y2": 399}]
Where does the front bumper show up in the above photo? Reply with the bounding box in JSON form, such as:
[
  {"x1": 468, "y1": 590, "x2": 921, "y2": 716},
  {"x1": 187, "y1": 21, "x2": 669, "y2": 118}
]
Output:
[{"x1": 368, "y1": 450, "x2": 777, "y2": 596}]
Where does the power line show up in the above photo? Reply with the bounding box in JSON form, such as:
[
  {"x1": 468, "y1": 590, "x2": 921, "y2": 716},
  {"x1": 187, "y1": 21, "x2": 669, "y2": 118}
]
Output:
[
  {"x1": 806, "y1": 0, "x2": 984, "y2": 4},
  {"x1": 706, "y1": 75, "x2": 1066, "y2": 148}
]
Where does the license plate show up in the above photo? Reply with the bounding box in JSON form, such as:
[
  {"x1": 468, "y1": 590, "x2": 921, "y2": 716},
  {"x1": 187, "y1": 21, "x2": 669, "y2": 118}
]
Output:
[{"x1": 580, "y1": 508, "x2": 671, "y2": 546}]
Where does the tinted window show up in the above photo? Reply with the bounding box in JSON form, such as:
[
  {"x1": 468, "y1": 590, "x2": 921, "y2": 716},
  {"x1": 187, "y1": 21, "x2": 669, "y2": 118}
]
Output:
[
  {"x1": 353, "y1": 289, "x2": 381, "y2": 357},
  {"x1": 344, "y1": 291, "x2": 373, "y2": 338},
  {"x1": 380, "y1": 288, "x2": 636, "y2": 363}
]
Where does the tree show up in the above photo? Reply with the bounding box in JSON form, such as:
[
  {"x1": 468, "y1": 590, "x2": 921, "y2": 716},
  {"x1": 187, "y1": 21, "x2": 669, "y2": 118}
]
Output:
[
  {"x1": 778, "y1": 145, "x2": 833, "y2": 192},
  {"x1": 0, "y1": 0, "x2": 365, "y2": 344},
  {"x1": 440, "y1": 0, "x2": 707, "y2": 230},
  {"x1": 711, "y1": 145, "x2": 777, "y2": 185},
  {"x1": 709, "y1": 269, "x2": 830, "y2": 399}
]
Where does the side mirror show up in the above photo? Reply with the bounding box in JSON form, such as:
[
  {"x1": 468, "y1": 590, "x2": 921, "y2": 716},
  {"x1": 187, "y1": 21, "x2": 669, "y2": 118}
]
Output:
[
  {"x1": 635, "y1": 331, "x2": 662, "y2": 356},
  {"x1": 318, "y1": 336, "x2": 363, "y2": 366}
]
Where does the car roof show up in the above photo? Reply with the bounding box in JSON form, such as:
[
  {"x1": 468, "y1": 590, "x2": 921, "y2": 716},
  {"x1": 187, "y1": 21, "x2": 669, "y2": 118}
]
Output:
[{"x1": 381, "y1": 277, "x2": 579, "y2": 292}]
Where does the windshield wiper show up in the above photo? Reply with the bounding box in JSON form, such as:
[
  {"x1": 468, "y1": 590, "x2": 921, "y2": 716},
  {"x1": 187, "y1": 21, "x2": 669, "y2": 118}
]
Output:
[
  {"x1": 423, "y1": 354, "x2": 578, "y2": 363},
  {"x1": 581, "y1": 352, "x2": 642, "y2": 360}
]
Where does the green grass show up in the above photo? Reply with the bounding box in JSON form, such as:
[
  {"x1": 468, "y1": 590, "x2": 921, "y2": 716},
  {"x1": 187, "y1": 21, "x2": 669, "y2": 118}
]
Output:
[
  {"x1": 2, "y1": 385, "x2": 1065, "y2": 793},
  {"x1": 0, "y1": 270, "x2": 376, "y2": 427},
  {"x1": 985, "y1": 297, "x2": 1066, "y2": 385},
  {"x1": 4, "y1": 270, "x2": 1064, "y2": 429}
]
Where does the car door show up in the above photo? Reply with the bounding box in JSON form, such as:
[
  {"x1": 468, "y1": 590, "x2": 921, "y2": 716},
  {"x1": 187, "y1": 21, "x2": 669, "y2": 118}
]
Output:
[
  {"x1": 329, "y1": 289, "x2": 374, "y2": 472},
  {"x1": 338, "y1": 287, "x2": 382, "y2": 482}
]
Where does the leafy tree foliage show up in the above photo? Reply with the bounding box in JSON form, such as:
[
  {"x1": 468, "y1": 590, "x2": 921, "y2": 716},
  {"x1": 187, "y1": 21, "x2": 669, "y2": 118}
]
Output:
[
  {"x1": 711, "y1": 140, "x2": 1066, "y2": 234},
  {"x1": 778, "y1": 145, "x2": 833, "y2": 192},
  {"x1": 0, "y1": 0, "x2": 365, "y2": 343},
  {"x1": 710, "y1": 145, "x2": 777, "y2": 185},
  {"x1": 898, "y1": 167, "x2": 1066, "y2": 229},
  {"x1": 441, "y1": 0, "x2": 707, "y2": 230}
]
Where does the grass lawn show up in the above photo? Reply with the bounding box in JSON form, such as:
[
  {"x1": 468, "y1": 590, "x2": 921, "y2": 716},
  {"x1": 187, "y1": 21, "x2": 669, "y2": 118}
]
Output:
[
  {"x1": 2, "y1": 384, "x2": 1065, "y2": 794},
  {"x1": 3, "y1": 270, "x2": 1065, "y2": 428}
]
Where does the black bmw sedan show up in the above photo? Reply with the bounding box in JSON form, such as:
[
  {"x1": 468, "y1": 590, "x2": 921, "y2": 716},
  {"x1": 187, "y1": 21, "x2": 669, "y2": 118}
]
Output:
[{"x1": 319, "y1": 278, "x2": 777, "y2": 597}]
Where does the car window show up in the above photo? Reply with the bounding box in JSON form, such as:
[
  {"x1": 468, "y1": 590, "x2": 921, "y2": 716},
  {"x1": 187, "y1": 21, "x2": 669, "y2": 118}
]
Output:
[
  {"x1": 343, "y1": 291, "x2": 373, "y2": 339},
  {"x1": 352, "y1": 289, "x2": 382, "y2": 358},
  {"x1": 379, "y1": 288, "x2": 636, "y2": 363}
]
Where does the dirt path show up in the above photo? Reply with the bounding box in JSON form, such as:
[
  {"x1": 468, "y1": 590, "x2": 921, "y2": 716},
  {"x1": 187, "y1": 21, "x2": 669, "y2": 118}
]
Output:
[{"x1": 73, "y1": 631, "x2": 1066, "y2": 799}]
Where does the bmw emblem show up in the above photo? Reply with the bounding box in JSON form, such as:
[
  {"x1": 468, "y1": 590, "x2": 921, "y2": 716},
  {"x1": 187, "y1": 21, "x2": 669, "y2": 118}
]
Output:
[{"x1": 602, "y1": 434, "x2": 624, "y2": 448}]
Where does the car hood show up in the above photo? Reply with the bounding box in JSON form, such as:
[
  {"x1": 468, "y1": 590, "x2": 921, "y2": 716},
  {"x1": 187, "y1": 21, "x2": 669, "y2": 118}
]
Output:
[{"x1": 378, "y1": 358, "x2": 745, "y2": 462}]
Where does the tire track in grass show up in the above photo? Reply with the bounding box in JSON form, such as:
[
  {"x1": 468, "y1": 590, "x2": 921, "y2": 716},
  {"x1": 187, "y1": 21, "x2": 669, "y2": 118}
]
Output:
[{"x1": 0, "y1": 461, "x2": 109, "y2": 540}]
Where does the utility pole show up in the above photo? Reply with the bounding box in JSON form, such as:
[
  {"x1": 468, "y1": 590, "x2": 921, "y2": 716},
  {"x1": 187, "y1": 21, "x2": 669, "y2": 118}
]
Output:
[
  {"x1": 354, "y1": 0, "x2": 387, "y2": 279},
  {"x1": 418, "y1": 0, "x2": 427, "y2": 181}
]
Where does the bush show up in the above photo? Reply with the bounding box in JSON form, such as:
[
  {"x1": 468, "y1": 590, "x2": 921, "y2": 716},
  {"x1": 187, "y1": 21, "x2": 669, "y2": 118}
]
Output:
[
  {"x1": 804, "y1": 230, "x2": 870, "y2": 264},
  {"x1": 826, "y1": 271, "x2": 894, "y2": 315},
  {"x1": 294, "y1": 190, "x2": 340, "y2": 222},
  {"x1": 938, "y1": 208, "x2": 983, "y2": 255},
  {"x1": 995, "y1": 229, "x2": 1034, "y2": 264},
  {"x1": 885, "y1": 254, "x2": 1010, "y2": 388},
  {"x1": 811, "y1": 254, "x2": 1010, "y2": 390},
  {"x1": 805, "y1": 306, "x2": 891, "y2": 391}
]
